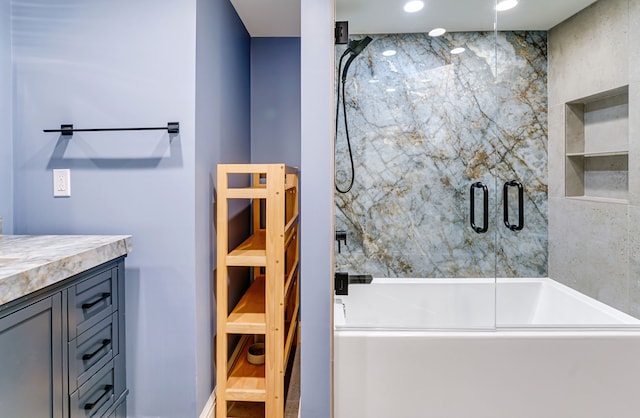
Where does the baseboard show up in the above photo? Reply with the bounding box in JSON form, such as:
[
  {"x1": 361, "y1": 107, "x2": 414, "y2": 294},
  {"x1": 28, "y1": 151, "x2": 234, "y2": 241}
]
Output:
[{"x1": 199, "y1": 389, "x2": 216, "y2": 418}]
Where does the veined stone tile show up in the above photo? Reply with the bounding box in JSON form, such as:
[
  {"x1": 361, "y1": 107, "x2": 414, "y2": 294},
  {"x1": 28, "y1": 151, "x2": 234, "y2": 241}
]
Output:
[{"x1": 335, "y1": 32, "x2": 547, "y2": 279}]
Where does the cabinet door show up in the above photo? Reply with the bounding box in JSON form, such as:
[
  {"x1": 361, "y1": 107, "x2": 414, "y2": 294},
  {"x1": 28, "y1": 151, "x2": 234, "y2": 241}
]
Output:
[{"x1": 0, "y1": 294, "x2": 63, "y2": 418}]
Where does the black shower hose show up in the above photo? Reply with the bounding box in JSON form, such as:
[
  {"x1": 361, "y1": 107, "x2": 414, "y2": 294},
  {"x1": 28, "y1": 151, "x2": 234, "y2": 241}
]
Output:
[{"x1": 335, "y1": 53, "x2": 356, "y2": 194}]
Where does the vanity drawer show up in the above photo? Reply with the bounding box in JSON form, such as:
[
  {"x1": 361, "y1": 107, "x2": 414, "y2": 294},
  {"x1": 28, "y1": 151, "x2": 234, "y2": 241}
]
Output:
[
  {"x1": 105, "y1": 399, "x2": 127, "y2": 418},
  {"x1": 68, "y1": 267, "x2": 118, "y2": 341},
  {"x1": 70, "y1": 354, "x2": 125, "y2": 418},
  {"x1": 69, "y1": 313, "x2": 118, "y2": 393}
]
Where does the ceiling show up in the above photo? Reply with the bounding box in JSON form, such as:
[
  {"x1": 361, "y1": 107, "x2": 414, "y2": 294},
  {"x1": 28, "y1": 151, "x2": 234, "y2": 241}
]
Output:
[
  {"x1": 229, "y1": 0, "x2": 300, "y2": 37},
  {"x1": 231, "y1": 0, "x2": 598, "y2": 37}
]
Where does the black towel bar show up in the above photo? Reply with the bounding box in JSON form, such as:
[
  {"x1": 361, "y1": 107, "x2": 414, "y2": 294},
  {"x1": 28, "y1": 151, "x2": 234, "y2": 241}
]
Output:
[{"x1": 44, "y1": 122, "x2": 179, "y2": 136}]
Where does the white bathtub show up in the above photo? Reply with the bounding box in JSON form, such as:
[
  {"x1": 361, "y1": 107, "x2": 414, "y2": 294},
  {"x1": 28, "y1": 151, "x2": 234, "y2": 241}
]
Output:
[{"x1": 334, "y1": 278, "x2": 640, "y2": 418}]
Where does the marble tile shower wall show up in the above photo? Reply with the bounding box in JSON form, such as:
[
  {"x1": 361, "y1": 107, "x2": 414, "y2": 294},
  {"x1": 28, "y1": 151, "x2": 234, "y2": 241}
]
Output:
[{"x1": 335, "y1": 31, "x2": 548, "y2": 278}]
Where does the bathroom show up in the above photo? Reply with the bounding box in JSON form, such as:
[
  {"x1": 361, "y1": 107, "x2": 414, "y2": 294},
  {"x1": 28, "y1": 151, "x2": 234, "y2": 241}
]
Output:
[{"x1": 1, "y1": 0, "x2": 639, "y2": 417}]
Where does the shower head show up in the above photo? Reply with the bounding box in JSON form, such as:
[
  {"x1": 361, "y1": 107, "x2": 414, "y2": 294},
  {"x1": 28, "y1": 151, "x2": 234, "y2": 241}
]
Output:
[
  {"x1": 335, "y1": 35, "x2": 373, "y2": 194},
  {"x1": 341, "y1": 36, "x2": 373, "y2": 82},
  {"x1": 347, "y1": 36, "x2": 373, "y2": 57}
]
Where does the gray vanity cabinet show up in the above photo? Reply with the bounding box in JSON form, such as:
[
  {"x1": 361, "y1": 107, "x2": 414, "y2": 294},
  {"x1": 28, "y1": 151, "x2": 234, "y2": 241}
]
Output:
[
  {"x1": 0, "y1": 294, "x2": 64, "y2": 418},
  {"x1": 0, "y1": 257, "x2": 127, "y2": 418}
]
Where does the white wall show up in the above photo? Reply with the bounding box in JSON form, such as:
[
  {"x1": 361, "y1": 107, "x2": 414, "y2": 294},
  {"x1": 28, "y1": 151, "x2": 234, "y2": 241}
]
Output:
[
  {"x1": 548, "y1": 0, "x2": 640, "y2": 317},
  {"x1": 300, "y1": 0, "x2": 334, "y2": 416},
  {"x1": 0, "y1": 0, "x2": 12, "y2": 233}
]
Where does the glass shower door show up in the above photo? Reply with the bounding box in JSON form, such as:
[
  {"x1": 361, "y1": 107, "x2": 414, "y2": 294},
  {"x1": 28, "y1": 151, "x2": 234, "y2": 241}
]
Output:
[
  {"x1": 333, "y1": 0, "x2": 499, "y2": 330},
  {"x1": 493, "y1": 1, "x2": 640, "y2": 329}
]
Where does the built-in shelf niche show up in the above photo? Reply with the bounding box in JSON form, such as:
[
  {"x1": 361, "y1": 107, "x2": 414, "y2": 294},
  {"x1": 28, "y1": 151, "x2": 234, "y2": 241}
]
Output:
[{"x1": 565, "y1": 85, "x2": 629, "y2": 203}]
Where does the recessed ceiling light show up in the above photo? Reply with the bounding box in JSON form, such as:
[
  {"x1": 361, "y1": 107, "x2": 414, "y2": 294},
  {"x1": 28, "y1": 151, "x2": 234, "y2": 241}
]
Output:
[
  {"x1": 382, "y1": 49, "x2": 397, "y2": 57},
  {"x1": 428, "y1": 28, "x2": 446, "y2": 37},
  {"x1": 404, "y1": 1, "x2": 424, "y2": 13},
  {"x1": 496, "y1": 0, "x2": 518, "y2": 11},
  {"x1": 451, "y1": 47, "x2": 466, "y2": 55},
  {"x1": 368, "y1": 79, "x2": 380, "y2": 84},
  {"x1": 386, "y1": 87, "x2": 397, "y2": 92}
]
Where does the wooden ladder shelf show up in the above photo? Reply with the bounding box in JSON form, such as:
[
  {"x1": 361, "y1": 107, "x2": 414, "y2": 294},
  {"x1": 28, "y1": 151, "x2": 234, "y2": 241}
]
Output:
[{"x1": 216, "y1": 164, "x2": 300, "y2": 418}]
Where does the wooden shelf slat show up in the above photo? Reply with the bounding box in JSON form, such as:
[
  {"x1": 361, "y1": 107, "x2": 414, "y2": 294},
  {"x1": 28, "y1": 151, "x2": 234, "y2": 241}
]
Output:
[
  {"x1": 217, "y1": 163, "x2": 297, "y2": 174},
  {"x1": 228, "y1": 276, "x2": 266, "y2": 334},
  {"x1": 285, "y1": 174, "x2": 298, "y2": 191},
  {"x1": 227, "y1": 231, "x2": 267, "y2": 266},
  {"x1": 284, "y1": 216, "x2": 298, "y2": 247},
  {"x1": 227, "y1": 187, "x2": 267, "y2": 199},
  {"x1": 226, "y1": 338, "x2": 266, "y2": 402},
  {"x1": 284, "y1": 264, "x2": 299, "y2": 297},
  {"x1": 284, "y1": 307, "x2": 299, "y2": 367}
]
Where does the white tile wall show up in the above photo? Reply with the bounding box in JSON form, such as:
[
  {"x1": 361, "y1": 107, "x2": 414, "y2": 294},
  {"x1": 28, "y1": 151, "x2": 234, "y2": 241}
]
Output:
[{"x1": 549, "y1": 0, "x2": 640, "y2": 316}]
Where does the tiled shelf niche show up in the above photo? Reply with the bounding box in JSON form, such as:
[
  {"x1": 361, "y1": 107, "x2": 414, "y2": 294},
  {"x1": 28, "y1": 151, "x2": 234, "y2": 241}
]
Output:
[{"x1": 565, "y1": 85, "x2": 629, "y2": 203}]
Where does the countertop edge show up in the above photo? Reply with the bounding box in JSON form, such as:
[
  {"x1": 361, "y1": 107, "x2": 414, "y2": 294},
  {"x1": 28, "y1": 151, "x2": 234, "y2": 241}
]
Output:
[{"x1": 0, "y1": 235, "x2": 132, "y2": 307}]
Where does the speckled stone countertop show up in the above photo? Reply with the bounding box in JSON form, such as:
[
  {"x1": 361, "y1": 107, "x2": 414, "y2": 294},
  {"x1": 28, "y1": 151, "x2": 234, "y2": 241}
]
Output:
[{"x1": 0, "y1": 235, "x2": 132, "y2": 306}]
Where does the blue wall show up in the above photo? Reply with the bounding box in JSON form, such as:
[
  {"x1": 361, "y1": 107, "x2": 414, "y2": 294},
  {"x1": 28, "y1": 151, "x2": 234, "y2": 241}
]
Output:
[
  {"x1": 0, "y1": 0, "x2": 11, "y2": 233},
  {"x1": 195, "y1": 0, "x2": 251, "y2": 410},
  {"x1": 251, "y1": 37, "x2": 301, "y2": 168},
  {"x1": 11, "y1": 0, "x2": 250, "y2": 416}
]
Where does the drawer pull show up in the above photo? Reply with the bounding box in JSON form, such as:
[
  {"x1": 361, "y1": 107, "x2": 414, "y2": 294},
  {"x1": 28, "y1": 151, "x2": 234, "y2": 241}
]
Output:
[
  {"x1": 82, "y1": 293, "x2": 110, "y2": 310},
  {"x1": 82, "y1": 339, "x2": 111, "y2": 361},
  {"x1": 84, "y1": 384, "x2": 113, "y2": 411}
]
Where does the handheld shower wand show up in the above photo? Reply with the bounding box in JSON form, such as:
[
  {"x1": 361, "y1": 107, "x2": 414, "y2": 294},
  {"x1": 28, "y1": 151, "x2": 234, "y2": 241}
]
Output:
[
  {"x1": 341, "y1": 36, "x2": 373, "y2": 82},
  {"x1": 336, "y1": 36, "x2": 373, "y2": 194}
]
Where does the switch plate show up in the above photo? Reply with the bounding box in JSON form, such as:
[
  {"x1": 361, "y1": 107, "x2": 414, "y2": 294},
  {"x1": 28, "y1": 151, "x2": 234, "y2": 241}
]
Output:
[{"x1": 53, "y1": 169, "x2": 71, "y2": 197}]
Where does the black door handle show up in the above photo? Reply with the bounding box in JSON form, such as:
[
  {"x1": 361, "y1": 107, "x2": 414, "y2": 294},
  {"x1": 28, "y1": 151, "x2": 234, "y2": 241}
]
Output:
[
  {"x1": 503, "y1": 180, "x2": 524, "y2": 231},
  {"x1": 470, "y1": 182, "x2": 488, "y2": 234}
]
